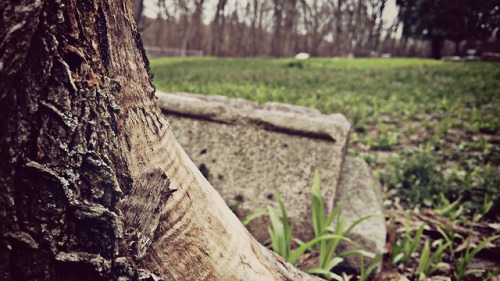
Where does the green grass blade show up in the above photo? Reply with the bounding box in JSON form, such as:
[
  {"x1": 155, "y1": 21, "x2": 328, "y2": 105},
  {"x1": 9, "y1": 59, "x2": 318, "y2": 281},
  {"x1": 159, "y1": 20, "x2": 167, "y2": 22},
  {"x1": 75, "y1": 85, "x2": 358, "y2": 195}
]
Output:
[
  {"x1": 410, "y1": 223, "x2": 426, "y2": 255},
  {"x1": 305, "y1": 268, "x2": 344, "y2": 281},
  {"x1": 338, "y1": 249, "x2": 375, "y2": 259},
  {"x1": 241, "y1": 208, "x2": 267, "y2": 227},
  {"x1": 320, "y1": 240, "x2": 338, "y2": 269},
  {"x1": 468, "y1": 235, "x2": 500, "y2": 261},
  {"x1": 436, "y1": 194, "x2": 462, "y2": 216},
  {"x1": 392, "y1": 253, "x2": 404, "y2": 265},
  {"x1": 288, "y1": 234, "x2": 354, "y2": 265},
  {"x1": 275, "y1": 191, "x2": 292, "y2": 257},
  {"x1": 324, "y1": 257, "x2": 344, "y2": 271},
  {"x1": 294, "y1": 238, "x2": 305, "y2": 247},
  {"x1": 311, "y1": 169, "x2": 325, "y2": 237},
  {"x1": 267, "y1": 206, "x2": 286, "y2": 258},
  {"x1": 343, "y1": 214, "x2": 382, "y2": 236},
  {"x1": 325, "y1": 198, "x2": 346, "y2": 230},
  {"x1": 362, "y1": 254, "x2": 383, "y2": 281},
  {"x1": 429, "y1": 241, "x2": 450, "y2": 273},
  {"x1": 416, "y1": 239, "x2": 430, "y2": 277}
]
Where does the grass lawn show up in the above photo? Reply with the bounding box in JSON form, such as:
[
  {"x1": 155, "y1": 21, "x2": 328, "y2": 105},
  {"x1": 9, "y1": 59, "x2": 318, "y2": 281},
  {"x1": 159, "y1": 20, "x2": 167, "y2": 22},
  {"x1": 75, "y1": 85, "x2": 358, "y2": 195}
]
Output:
[{"x1": 150, "y1": 57, "x2": 500, "y2": 218}]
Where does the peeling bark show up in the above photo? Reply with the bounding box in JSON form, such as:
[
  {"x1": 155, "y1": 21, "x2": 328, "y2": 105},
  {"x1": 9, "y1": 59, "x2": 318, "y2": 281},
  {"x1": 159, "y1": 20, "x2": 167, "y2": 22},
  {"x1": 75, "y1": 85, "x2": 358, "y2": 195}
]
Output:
[{"x1": 0, "y1": 1, "x2": 320, "y2": 280}]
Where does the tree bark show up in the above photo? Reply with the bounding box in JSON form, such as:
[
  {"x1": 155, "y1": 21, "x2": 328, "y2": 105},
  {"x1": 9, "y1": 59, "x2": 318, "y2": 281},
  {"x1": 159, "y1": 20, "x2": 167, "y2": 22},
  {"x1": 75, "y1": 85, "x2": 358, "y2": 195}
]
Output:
[
  {"x1": 431, "y1": 36, "x2": 443, "y2": 59},
  {"x1": 282, "y1": 0, "x2": 298, "y2": 57},
  {"x1": 250, "y1": 0, "x2": 260, "y2": 56},
  {"x1": 191, "y1": 0, "x2": 206, "y2": 51},
  {"x1": 271, "y1": 0, "x2": 283, "y2": 57},
  {"x1": 132, "y1": 0, "x2": 144, "y2": 30},
  {"x1": 0, "y1": 1, "x2": 319, "y2": 280},
  {"x1": 454, "y1": 40, "x2": 461, "y2": 56},
  {"x1": 212, "y1": 0, "x2": 228, "y2": 57}
]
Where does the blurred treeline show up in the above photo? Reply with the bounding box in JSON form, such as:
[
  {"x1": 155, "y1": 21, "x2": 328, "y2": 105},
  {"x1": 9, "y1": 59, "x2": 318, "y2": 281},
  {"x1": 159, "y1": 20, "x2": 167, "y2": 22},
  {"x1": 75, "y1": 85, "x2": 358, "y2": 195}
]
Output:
[{"x1": 132, "y1": 0, "x2": 500, "y2": 58}]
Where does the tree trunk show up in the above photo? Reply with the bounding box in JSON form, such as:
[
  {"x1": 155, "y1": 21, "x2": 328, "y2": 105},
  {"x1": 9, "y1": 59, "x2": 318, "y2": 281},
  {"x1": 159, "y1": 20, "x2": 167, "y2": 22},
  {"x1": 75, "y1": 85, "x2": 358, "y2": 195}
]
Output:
[
  {"x1": 191, "y1": 0, "x2": 206, "y2": 51},
  {"x1": 212, "y1": 0, "x2": 228, "y2": 57},
  {"x1": 272, "y1": 0, "x2": 283, "y2": 57},
  {"x1": 132, "y1": 0, "x2": 144, "y2": 30},
  {"x1": 283, "y1": 0, "x2": 298, "y2": 57},
  {"x1": 431, "y1": 37, "x2": 443, "y2": 59},
  {"x1": 454, "y1": 40, "x2": 461, "y2": 56},
  {"x1": 251, "y1": 0, "x2": 260, "y2": 56},
  {"x1": 0, "y1": 1, "x2": 319, "y2": 280}
]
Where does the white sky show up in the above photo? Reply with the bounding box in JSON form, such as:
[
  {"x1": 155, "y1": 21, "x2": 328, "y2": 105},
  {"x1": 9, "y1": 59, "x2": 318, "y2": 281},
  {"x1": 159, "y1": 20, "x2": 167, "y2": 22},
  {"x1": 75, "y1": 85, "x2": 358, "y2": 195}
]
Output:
[
  {"x1": 382, "y1": 0, "x2": 398, "y2": 28},
  {"x1": 143, "y1": 0, "x2": 399, "y2": 32}
]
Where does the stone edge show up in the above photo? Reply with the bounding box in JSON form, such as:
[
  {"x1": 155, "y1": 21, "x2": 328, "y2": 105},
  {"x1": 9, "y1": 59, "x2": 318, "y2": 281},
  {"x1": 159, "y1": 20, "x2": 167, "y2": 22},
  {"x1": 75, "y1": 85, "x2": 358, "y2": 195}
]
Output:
[{"x1": 156, "y1": 92, "x2": 351, "y2": 143}]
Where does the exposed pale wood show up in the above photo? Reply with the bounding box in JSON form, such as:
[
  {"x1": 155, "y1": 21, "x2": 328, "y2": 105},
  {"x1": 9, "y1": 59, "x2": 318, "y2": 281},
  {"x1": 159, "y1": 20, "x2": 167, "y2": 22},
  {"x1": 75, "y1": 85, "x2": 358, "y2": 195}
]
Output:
[{"x1": 120, "y1": 107, "x2": 321, "y2": 280}]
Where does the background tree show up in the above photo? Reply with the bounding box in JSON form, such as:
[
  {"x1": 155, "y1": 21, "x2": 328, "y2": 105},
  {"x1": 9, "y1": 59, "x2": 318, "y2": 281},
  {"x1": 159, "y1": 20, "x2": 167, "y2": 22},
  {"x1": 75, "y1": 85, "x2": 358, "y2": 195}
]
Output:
[
  {"x1": 133, "y1": 0, "x2": 145, "y2": 29},
  {"x1": 303, "y1": 0, "x2": 334, "y2": 56},
  {"x1": 212, "y1": 0, "x2": 228, "y2": 56},
  {"x1": 396, "y1": 0, "x2": 500, "y2": 58},
  {"x1": 191, "y1": 0, "x2": 207, "y2": 51},
  {"x1": 139, "y1": 0, "x2": 400, "y2": 57},
  {"x1": 366, "y1": 0, "x2": 387, "y2": 52},
  {"x1": 142, "y1": 0, "x2": 500, "y2": 58},
  {"x1": 0, "y1": 0, "x2": 320, "y2": 279},
  {"x1": 271, "y1": 0, "x2": 285, "y2": 57}
]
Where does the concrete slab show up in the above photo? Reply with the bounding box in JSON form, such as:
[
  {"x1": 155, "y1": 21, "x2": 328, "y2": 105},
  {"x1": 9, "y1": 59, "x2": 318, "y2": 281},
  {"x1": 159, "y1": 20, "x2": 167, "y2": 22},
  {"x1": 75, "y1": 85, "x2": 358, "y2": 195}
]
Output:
[{"x1": 156, "y1": 92, "x2": 351, "y2": 241}]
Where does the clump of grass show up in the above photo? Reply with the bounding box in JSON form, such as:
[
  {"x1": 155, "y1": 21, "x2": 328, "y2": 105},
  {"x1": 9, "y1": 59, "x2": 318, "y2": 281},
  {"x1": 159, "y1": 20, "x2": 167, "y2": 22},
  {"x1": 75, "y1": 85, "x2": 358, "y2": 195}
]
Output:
[
  {"x1": 267, "y1": 191, "x2": 293, "y2": 260},
  {"x1": 308, "y1": 170, "x2": 379, "y2": 280},
  {"x1": 445, "y1": 164, "x2": 500, "y2": 220},
  {"x1": 359, "y1": 254, "x2": 383, "y2": 281},
  {"x1": 387, "y1": 211, "x2": 499, "y2": 281},
  {"x1": 382, "y1": 148, "x2": 445, "y2": 208},
  {"x1": 286, "y1": 61, "x2": 304, "y2": 69},
  {"x1": 391, "y1": 212, "x2": 426, "y2": 266},
  {"x1": 265, "y1": 189, "x2": 356, "y2": 277},
  {"x1": 415, "y1": 238, "x2": 450, "y2": 280},
  {"x1": 244, "y1": 170, "x2": 380, "y2": 280},
  {"x1": 437, "y1": 227, "x2": 500, "y2": 281}
]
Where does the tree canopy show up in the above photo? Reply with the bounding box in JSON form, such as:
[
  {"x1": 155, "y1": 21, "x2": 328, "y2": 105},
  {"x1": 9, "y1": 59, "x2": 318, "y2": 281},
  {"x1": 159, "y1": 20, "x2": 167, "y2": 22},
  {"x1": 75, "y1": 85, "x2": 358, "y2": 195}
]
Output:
[{"x1": 396, "y1": 0, "x2": 500, "y2": 58}]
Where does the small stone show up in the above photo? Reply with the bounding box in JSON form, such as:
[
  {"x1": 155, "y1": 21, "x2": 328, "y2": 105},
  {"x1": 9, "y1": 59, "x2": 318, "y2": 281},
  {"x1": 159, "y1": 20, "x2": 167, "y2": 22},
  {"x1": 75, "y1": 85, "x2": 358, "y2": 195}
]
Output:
[{"x1": 334, "y1": 157, "x2": 386, "y2": 272}]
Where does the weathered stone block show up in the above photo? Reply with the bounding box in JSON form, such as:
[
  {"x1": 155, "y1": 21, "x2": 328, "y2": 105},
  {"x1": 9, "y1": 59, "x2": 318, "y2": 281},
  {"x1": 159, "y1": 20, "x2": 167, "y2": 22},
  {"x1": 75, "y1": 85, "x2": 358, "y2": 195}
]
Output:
[
  {"x1": 334, "y1": 157, "x2": 386, "y2": 271},
  {"x1": 157, "y1": 92, "x2": 351, "y2": 241}
]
